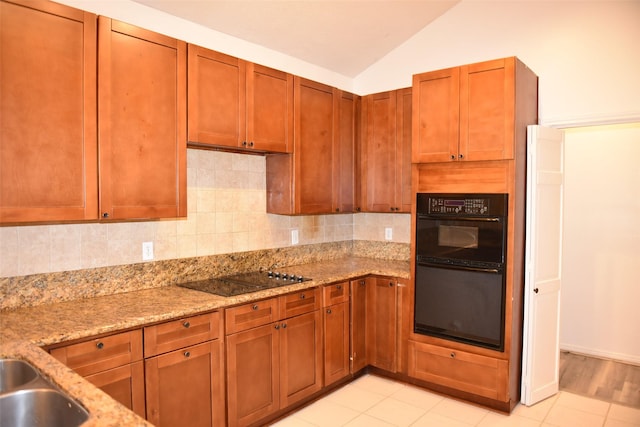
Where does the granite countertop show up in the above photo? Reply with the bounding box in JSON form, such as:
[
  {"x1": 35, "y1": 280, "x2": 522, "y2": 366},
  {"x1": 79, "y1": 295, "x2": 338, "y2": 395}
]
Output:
[{"x1": 0, "y1": 256, "x2": 410, "y2": 426}]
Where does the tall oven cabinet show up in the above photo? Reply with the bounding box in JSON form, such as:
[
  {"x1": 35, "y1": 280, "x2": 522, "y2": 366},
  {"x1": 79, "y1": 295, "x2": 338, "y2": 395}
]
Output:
[{"x1": 408, "y1": 56, "x2": 538, "y2": 412}]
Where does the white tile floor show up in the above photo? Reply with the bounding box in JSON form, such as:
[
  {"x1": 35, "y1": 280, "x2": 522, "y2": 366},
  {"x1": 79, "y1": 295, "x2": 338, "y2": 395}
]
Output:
[{"x1": 272, "y1": 374, "x2": 640, "y2": 427}]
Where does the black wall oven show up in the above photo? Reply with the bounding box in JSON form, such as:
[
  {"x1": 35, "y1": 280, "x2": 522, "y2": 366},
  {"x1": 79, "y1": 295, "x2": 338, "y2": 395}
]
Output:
[{"x1": 414, "y1": 193, "x2": 508, "y2": 351}]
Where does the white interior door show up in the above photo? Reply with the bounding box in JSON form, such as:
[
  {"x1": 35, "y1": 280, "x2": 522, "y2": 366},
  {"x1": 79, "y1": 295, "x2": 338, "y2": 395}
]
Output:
[{"x1": 521, "y1": 125, "x2": 565, "y2": 406}]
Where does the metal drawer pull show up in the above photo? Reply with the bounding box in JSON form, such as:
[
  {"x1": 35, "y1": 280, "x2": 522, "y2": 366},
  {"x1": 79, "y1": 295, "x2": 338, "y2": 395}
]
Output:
[
  {"x1": 326, "y1": 309, "x2": 332, "y2": 314},
  {"x1": 336, "y1": 284, "x2": 342, "y2": 290},
  {"x1": 252, "y1": 304, "x2": 259, "y2": 310},
  {"x1": 275, "y1": 324, "x2": 280, "y2": 330},
  {"x1": 183, "y1": 321, "x2": 190, "y2": 328},
  {"x1": 184, "y1": 351, "x2": 190, "y2": 358},
  {"x1": 450, "y1": 352, "x2": 456, "y2": 358},
  {"x1": 282, "y1": 323, "x2": 287, "y2": 329},
  {"x1": 96, "y1": 342, "x2": 104, "y2": 349},
  {"x1": 299, "y1": 294, "x2": 305, "y2": 299}
]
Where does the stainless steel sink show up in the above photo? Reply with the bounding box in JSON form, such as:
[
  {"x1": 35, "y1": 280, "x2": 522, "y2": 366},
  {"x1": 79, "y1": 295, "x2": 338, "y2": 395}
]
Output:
[
  {"x1": 0, "y1": 359, "x2": 39, "y2": 393},
  {"x1": 0, "y1": 359, "x2": 89, "y2": 427},
  {"x1": 0, "y1": 389, "x2": 89, "y2": 427}
]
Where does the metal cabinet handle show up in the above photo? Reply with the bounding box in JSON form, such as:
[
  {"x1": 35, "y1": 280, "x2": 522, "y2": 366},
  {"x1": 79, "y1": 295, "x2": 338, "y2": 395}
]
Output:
[
  {"x1": 450, "y1": 154, "x2": 456, "y2": 160},
  {"x1": 275, "y1": 324, "x2": 280, "y2": 330},
  {"x1": 102, "y1": 212, "x2": 109, "y2": 218},
  {"x1": 459, "y1": 154, "x2": 464, "y2": 159},
  {"x1": 299, "y1": 293, "x2": 305, "y2": 299},
  {"x1": 252, "y1": 304, "x2": 259, "y2": 310},
  {"x1": 336, "y1": 284, "x2": 342, "y2": 290},
  {"x1": 183, "y1": 321, "x2": 190, "y2": 328},
  {"x1": 534, "y1": 288, "x2": 539, "y2": 294},
  {"x1": 184, "y1": 351, "x2": 190, "y2": 358},
  {"x1": 450, "y1": 352, "x2": 456, "y2": 358},
  {"x1": 282, "y1": 323, "x2": 287, "y2": 329},
  {"x1": 389, "y1": 282, "x2": 394, "y2": 287},
  {"x1": 326, "y1": 308, "x2": 332, "y2": 314},
  {"x1": 96, "y1": 342, "x2": 104, "y2": 350}
]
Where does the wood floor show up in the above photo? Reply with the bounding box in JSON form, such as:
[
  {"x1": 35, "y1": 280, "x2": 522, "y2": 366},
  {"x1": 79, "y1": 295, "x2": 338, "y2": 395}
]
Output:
[{"x1": 559, "y1": 351, "x2": 640, "y2": 408}]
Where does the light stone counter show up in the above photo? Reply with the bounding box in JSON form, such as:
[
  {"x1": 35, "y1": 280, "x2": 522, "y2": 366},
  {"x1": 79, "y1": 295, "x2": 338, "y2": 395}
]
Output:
[{"x1": 0, "y1": 256, "x2": 410, "y2": 426}]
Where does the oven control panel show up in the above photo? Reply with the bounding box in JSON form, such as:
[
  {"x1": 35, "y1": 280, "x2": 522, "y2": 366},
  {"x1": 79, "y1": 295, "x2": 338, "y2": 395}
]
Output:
[
  {"x1": 418, "y1": 193, "x2": 507, "y2": 216},
  {"x1": 429, "y1": 197, "x2": 490, "y2": 214}
]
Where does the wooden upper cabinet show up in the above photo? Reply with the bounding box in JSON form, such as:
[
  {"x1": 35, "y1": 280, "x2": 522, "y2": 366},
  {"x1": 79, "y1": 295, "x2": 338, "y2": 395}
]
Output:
[
  {"x1": 361, "y1": 88, "x2": 412, "y2": 213},
  {"x1": 0, "y1": 0, "x2": 98, "y2": 223},
  {"x1": 337, "y1": 91, "x2": 358, "y2": 213},
  {"x1": 296, "y1": 77, "x2": 339, "y2": 214},
  {"x1": 98, "y1": 18, "x2": 187, "y2": 220},
  {"x1": 266, "y1": 77, "x2": 342, "y2": 215},
  {"x1": 187, "y1": 45, "x2": 293, "y2": 153},
  {"x1": 413, "y1": 57, "x2": 537, "y2": 163}
]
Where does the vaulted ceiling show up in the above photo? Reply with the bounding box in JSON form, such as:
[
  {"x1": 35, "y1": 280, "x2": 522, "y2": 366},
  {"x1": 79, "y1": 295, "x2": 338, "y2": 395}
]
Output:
[{"x1": 132, "y1": 0, "x2": 459, "y2": 77}]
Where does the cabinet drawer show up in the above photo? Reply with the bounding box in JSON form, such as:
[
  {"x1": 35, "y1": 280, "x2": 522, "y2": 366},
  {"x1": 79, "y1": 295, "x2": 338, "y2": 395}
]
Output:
[
  {"x1": 408, "y1": 340, "x2": 508, "y2": 401},
  {"x1": 225, "y1": 297, "x2": 279, "y2": 335},
  {"x1": 50, "y1": 330, "x2": 142, "y2": 376},
  {"x1": 322, "y1": 281, "x2": 349, "y2": 307},
  {"x1": 144, "y1": 311, "x2": 221, "y2": 357},
  {"x1": 279, "y1": 287, "x2": 321, "y2": 319}
]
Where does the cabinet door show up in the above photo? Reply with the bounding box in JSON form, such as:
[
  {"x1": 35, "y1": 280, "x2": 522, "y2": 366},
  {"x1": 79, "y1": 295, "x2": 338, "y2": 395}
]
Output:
[
  {"x1": 295, "y1": 77, "x2": 339, "y2": 214},
  {"x1": 279, "y1": 310, "x2": 323, "y2": 407},
  {"x1": 187, "y1": 45, "x2": 246, "y2": 149},
  {"x1": 350, "y1": 278, "x2": 368, "y2": 373},
  {"x1": 145, "y1": 340, "x2": 225, "y2": 427},
  {"x1": 226, "y1": 323, "x2": 280, "y2": 427},
  {"x1": 396, "y1": 88, "x2": 413, "y2": 213},
  {"x1": 85, "y1": 361, "x2": 145, "y2": 418},
  {"x1": 366, "y1": 277, "x2": 398, "y2": 372},
  {"x1": 336, "y1": 91, "x2": 357, "y2": 213},
  {"x1": 323, "y1": 302, "x2": 350, "y2": 386},
  {"x1": 98, "y1": 18, "x2": 186, "y2": 220},
  {"x1": 247, "y1": 63, "x2": 293, "y2": 153},
  {"x1": 0, "y1": 0, "x2": 98, "y2": 223},
  {"x1": 362, "y1": 91, "x2": 397, "y2": 212},
  {"x1": 412, "y1": 67, "x2": 460, "y2": 163},
  {"x1": 460, "y1": 57, "x2": 515, "y2": 161}
]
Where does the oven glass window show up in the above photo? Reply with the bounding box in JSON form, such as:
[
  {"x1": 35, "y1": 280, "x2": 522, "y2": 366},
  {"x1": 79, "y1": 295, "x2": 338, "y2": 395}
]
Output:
[{"x1": 438, "y1": 225, "x2": 478, "y2": 249}]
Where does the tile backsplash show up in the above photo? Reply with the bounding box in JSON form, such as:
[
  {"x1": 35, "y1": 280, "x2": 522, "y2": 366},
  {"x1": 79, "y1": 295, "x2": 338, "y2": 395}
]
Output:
[{"x1": 0, "y1": 149, "x2": 410, "y2": 278}]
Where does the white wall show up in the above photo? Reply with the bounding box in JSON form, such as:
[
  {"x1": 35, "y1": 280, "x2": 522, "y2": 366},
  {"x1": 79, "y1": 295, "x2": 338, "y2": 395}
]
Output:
[
  {"x1": 560, "y1": 123, "x2": 640, "y2": 364},
  {"x1": 355, "y1": 1, "x2": 640, "y2": 127}
]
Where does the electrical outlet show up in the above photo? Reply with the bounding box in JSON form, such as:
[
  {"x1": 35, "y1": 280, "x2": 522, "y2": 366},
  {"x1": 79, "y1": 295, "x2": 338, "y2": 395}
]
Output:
[
  {"x1": 142, "y1": 241, "x2": 154, "y2": 261},
  {"x1": 385, "y1": 227, "x2": 393, "y2": 241},
  {"x1": 291, "y1": 229, "x2": 299, "y2": 245}
]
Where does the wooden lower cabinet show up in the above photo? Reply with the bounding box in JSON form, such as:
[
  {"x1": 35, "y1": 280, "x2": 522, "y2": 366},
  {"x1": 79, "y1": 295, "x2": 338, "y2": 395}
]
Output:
[
  {"x1": 366, "y1": 277, "x2": 398, "y2": 372},
  {"x1": 323, "y1": 301, "x2": 349, "y2": 386},
  {"x1": 50, "y1": 329, "x2": 145, "y2": 418},
  {"x1": 279, "y1": 310, "x2": 323, "y2": 407},
  {"x1": 349, "y1": 278, "x2": 368, "y2": 373},
  {"x1": 144, "y1": 311, "x2": 225, "y2": 427},
  {"x1": 408, "y1": 340, "x2": 509, "y2": 401},
  {"x1": 322, "y1": 281, "x2": 350, "y2": 385},
  {"x1": 226, "y1": 303, "x2": 322, "y2": 427},
  {"x1": 84, "y1": 362, "x2": 145, "y2": 417},
  {"x1": 145, "y1": 340, "x2": 224, "y2": 427}
]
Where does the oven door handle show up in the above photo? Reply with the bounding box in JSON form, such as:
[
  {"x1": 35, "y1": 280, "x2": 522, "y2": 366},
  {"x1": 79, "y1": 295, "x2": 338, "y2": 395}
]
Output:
[{"x1": 418, "y1": 261, "x2": 502, "y2": 274}]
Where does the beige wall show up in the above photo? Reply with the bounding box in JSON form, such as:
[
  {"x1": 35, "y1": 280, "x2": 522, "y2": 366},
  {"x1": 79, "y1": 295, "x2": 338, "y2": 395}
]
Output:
[{"x1": 0, "y1": 149, "x2": 410, "y2": 278}]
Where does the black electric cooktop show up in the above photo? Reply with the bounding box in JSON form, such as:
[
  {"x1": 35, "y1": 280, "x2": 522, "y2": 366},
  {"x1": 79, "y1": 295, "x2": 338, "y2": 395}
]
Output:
[{"x1": 177, "y1": 271, "x2": 312, "y2": 297}]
